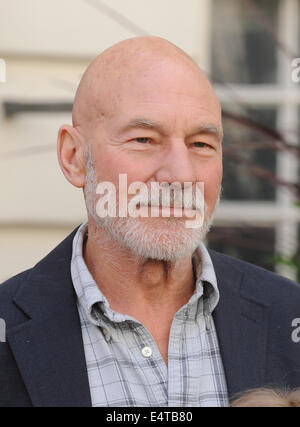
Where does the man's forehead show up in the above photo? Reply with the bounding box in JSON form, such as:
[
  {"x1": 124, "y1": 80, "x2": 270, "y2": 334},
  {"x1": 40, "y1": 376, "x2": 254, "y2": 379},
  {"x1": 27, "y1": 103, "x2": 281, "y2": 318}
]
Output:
[{"x1": 72, "y1": 36, "x2": 219, "y2": 128}]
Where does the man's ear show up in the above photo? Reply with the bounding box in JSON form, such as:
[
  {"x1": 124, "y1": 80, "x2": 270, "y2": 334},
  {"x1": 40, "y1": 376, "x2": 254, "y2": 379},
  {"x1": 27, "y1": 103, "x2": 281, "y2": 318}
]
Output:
[{"x1": 57, "y1": 125, "x2": 86, "y2": 188}]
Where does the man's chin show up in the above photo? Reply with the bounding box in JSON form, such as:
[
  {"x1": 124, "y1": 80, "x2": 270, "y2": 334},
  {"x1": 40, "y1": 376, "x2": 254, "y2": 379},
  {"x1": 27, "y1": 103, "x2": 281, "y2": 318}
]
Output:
[
  {"x1": 134, "y1": 215, "x2": 188, "y2": 228},
  {"x1": 94, "y1": 215, "x2": 209, "y2": 262}
]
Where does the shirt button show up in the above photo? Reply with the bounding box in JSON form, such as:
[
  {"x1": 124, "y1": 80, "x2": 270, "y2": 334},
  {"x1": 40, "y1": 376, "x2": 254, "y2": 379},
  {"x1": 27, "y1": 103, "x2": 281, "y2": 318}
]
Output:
[
  {"x1": 102, "y1": 328, "x2": 111, "y2": 341},
  {"x1": 141, "y1": 346, "x2": 152, "y2": 358}
]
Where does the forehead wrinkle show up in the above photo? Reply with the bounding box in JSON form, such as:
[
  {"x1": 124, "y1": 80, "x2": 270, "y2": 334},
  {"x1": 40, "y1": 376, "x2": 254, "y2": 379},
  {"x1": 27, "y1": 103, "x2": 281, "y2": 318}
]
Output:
[
  {"x1": 126, "y1": 118, "x2": 164, "y2": 132},
  {"x1": 124, "y1": 118, "x2": 222, "y2": 140}
]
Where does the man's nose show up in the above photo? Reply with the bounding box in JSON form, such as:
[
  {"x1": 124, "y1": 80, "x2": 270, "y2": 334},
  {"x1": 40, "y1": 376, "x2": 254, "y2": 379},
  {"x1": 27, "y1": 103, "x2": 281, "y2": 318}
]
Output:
[{"x1": 154, "y1": 140, "x2": 197, "y2": 185}]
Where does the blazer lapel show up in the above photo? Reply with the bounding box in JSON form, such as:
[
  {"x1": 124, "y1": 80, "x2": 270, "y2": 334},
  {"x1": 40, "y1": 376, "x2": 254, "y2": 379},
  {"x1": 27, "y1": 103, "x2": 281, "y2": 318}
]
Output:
[
  {"x1": 209, "y1": 250, "x2": 270, "y2": 399},
  {"x1": 6, "y1": 229, "x2": 92, "y2": 407}
]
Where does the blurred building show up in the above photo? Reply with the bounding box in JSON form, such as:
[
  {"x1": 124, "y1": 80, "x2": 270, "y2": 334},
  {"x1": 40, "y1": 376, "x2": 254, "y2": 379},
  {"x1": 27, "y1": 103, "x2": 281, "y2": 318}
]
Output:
[
  {"x1": 209, "y1": 0, "x2": 300, "y2": 281},
  {"x1": 0, "y1": 0, "x2": 299, "y2": 282}
]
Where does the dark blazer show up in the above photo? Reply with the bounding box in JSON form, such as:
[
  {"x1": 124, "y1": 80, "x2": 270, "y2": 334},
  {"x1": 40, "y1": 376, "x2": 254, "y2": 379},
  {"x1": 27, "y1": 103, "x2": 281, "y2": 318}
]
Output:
[{"x1": 1, "y1": 227, "x2": 300, "y2": 407}]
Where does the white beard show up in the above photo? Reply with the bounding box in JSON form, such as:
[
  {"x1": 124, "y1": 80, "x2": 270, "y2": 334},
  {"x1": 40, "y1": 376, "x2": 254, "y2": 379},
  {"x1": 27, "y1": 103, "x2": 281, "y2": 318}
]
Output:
[{"x1": 84, "y1": 146, "x2": 218, "y2": 262}]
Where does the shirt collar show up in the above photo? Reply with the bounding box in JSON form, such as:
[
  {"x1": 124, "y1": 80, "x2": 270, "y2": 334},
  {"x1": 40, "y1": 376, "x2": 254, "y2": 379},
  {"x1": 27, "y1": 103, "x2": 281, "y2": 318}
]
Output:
[
  {"x1": 71, "y1": 222, "x2": 108, "y2": 326},
  {"x1": 71, "y1": 221, "x2": 220, "y2": 324},
  {"x1": 193, "y1": 243, "x2": 220, "y2": 314}
]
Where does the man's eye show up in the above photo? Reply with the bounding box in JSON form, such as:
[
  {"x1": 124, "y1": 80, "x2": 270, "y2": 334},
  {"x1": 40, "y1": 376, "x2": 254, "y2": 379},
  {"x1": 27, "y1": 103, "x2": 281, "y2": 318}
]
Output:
[
  {"x1": 135, "y1": 137, "x2": 151, "y2": 144},
  {"x1": 192, "y1": 142, "x2": 210, "y2": 148}
]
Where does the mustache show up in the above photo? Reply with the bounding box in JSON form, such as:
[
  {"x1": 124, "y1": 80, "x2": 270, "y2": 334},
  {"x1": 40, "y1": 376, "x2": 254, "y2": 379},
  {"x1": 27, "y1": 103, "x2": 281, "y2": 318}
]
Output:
[{"x1": 128, "y1": 183, "x2": 204, "y2": 211}]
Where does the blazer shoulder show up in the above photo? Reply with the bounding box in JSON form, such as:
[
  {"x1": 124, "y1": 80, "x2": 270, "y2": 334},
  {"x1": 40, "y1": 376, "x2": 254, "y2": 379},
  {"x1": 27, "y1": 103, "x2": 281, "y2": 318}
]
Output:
[
  {"x1": 0, "y1": 269, "x2": 31, "y2": 302},
  {"x1": 0, "y1": 226, "x2": 80, "y2": 326},
  {"x1": 0, "y1": 225, "x2": 80, "y2": 300},
  {"x1": 209, "y1": 249, "x2": 300, "y2": 304},
  {"x1": 0, "y1": 269, "x2": 32, "y2": 323}
]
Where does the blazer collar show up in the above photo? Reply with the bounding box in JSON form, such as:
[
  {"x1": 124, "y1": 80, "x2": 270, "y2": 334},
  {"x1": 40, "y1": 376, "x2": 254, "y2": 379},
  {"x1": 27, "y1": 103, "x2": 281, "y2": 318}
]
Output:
[
  {"x1": 7, "y1": 227, "x2": 92, "y2": 407},
  {"x1": 209, "y1": 250, "x2": 270, "y2": 400}
]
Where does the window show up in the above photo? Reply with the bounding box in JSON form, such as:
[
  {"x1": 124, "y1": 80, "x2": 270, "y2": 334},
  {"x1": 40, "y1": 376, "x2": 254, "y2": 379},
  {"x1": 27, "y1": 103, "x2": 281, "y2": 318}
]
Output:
[{"x1": 208, "y1": 0, "x2": 300, "y2": 281}]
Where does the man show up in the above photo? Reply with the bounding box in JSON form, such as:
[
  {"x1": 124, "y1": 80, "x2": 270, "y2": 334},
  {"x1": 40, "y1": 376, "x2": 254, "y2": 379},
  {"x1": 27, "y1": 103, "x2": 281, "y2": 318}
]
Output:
[{"x1": 1, "y1": 37, "x2": 300, "y2": 407}]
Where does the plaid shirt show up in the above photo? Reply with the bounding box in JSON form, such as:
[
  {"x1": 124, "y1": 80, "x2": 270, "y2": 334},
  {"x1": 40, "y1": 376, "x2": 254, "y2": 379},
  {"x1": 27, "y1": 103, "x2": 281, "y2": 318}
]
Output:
[{"x1": 71, "y1": 222, "x2": 229, "y2": 407}]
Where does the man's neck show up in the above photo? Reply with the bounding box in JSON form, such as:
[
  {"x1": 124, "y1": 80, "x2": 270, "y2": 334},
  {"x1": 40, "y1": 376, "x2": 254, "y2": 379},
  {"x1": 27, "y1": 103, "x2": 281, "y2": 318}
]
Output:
[{"x1": 83, "y1": 221, "x2": 195, "y2": 320}]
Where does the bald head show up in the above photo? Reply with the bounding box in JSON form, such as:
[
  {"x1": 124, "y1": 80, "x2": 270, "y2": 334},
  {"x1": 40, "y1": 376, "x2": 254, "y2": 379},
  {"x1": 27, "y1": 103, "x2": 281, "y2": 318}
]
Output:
[{"x1": 72, "y1": 36, "x2": 219, "y2": 131}]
